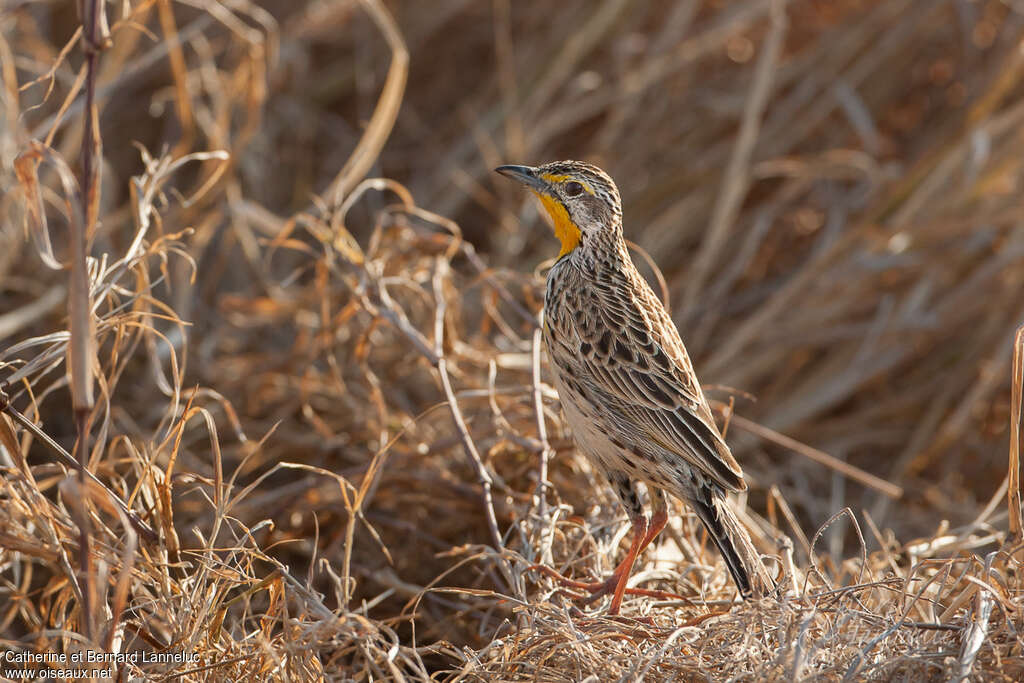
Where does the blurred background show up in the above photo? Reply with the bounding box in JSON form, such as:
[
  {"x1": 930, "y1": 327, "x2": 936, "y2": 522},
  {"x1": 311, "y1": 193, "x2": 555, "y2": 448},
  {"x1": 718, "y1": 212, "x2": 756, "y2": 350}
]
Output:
[{"x1": 3, "y1": 0, "x2": 1024, "y2": 666}]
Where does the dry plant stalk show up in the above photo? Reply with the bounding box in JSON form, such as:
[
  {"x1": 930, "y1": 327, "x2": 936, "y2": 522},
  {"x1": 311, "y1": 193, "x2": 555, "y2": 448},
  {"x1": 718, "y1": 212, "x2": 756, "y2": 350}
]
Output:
[
  {"x1": 1009, "y1": 324, "x2": 1024, "y2": 540},
  {"x1": 1, "y1": 1, "x2": 1024, "y2": 680}
]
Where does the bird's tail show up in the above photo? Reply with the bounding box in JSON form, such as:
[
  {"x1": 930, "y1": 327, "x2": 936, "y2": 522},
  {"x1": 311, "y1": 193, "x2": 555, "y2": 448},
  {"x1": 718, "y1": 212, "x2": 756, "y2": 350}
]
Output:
[{"x1": 691, "y1": 486, "x2": 775, "y2": 599}]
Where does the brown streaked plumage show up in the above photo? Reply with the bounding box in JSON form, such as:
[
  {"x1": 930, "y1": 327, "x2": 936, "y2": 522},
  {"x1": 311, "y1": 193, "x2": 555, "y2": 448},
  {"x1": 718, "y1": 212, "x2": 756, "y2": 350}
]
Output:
[{"x1": 497, "y1": 160, "x2": 775, "y2": 614}]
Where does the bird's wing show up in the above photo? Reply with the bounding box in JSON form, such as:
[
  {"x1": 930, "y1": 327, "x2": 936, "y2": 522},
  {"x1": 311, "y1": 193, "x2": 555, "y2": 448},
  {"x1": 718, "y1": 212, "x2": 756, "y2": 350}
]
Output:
[{"x1": 559, "y1": 279, "x2": 745, "y2": 492}]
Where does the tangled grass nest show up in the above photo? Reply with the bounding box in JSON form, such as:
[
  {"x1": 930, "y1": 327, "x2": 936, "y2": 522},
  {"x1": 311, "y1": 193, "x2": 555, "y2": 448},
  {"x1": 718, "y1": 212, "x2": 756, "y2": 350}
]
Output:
[{"x1": 2, "y1": 0, "x2": 1024, "y2": 680}]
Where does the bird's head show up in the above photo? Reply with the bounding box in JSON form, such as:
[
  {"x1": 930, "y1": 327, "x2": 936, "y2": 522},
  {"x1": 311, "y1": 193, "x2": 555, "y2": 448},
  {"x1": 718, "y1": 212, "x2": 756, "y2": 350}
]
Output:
[{"x1": 496, "y1": 160, "x2": 622, "y2": 258}]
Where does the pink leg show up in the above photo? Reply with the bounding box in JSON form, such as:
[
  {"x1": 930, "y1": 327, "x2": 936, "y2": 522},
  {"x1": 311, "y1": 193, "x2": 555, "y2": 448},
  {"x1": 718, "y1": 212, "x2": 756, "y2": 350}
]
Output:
[
  {"x1": 635, "y1": 487, "x2": 669, "y2": 555},
  {"x1": 607, "y1": 516, "x2": 648, "y2": 615},
  {"x1": 528, "y1": 487, "x2": 684, "y2": 614},
  {"x1": 637, "y1": 505, "x2": 668, "y2": 556}
]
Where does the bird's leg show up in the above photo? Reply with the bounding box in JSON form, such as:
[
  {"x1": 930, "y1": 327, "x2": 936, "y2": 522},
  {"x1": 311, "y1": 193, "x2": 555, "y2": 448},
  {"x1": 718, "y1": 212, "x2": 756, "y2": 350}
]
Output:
[
  {"x1": 528, "y1": 514, "x2": 687, "y2": 611},
  {"x1": 529, "y1": 481, "x2": 687, "y2": 613},
  {"x1": 635, "y1": 487, "x2": 669, "y2": 556},
  {"x1": 529, "y1": 515, "x2": 650, "y2": 601},
  {"x1": 605, "y1": 489, "x2": 668, "y2": 614},
  {"x1": 606, "y1": 514, "x2": 647, "y2": 615},
  {"x1": 586, "y1": 475, "x2": 650, "y2": 612}
]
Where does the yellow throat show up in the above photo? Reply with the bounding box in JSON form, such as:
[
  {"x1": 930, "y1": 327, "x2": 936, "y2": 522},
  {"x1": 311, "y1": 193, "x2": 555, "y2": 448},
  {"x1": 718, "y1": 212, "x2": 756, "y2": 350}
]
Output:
[{"x1": 534, "y1": 192, "x2": 581, "y2": 258}]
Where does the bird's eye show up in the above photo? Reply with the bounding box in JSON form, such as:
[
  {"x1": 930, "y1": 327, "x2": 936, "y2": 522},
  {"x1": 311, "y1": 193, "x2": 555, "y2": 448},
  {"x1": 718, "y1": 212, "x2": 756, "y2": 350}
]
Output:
[{"x1": 564, "y1": 181, "x2": 584, "y2": 197}]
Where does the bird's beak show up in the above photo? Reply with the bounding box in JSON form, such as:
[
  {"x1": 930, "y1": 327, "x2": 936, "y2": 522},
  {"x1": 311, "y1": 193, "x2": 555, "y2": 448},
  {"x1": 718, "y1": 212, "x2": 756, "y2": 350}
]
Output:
[{"x1": 495, "y1": 164, "x2": 548, "y2": 193}]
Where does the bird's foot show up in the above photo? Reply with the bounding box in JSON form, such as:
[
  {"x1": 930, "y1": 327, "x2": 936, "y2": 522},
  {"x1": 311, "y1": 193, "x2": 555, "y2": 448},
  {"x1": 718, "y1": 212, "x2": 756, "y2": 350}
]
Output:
[{"x1": 527, "y1": 563, "x2": 688, "y2": 608}]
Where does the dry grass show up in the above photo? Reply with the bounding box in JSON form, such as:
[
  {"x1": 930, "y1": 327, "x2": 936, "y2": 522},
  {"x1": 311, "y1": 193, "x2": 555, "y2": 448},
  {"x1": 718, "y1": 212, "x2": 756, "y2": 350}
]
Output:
[{"x1": 2, "y1": 0, "x2": 1024, "y2": 680}]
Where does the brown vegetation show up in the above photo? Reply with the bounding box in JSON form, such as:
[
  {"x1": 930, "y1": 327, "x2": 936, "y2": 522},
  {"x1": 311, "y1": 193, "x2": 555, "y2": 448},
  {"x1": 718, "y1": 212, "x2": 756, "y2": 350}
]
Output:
[{"x1": 1, "y1": 0, "x2": 1023, "y2": 679}]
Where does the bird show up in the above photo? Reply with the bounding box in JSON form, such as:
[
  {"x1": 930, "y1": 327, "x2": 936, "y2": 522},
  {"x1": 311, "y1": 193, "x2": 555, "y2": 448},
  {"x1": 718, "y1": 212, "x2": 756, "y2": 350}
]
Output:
[{"x1": 496, "y1": 160, "x2": 775, "y2": 615}]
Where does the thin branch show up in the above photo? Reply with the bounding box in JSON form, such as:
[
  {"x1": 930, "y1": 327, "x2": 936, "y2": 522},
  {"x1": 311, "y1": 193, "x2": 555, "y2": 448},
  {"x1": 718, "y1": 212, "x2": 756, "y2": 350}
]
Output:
[
  {"x1": 431, "y1": 260, "x2": 505, "y2": 556},
  {"x1": 718, "y1": 405, "x2": 904, "y2": 500},
  {"x1": 682, "y1": 0, "x2": 788, "y2": 316},
  {"x1": 530, "y1": 326, "x2": 552, "y2": 515},
  {"x1": 71, "y1": 0, "x2": 106, "y2": 643},
  {"x1": 1008, "y1": 324, "x2": 1023, "y2": 540}
]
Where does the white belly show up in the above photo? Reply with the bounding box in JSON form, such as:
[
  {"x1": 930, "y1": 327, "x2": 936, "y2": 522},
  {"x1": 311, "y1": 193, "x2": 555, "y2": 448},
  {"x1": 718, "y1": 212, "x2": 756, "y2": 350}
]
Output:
[{"x1": 551, "y1": 367, "x2": 652, "y2": 483}]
